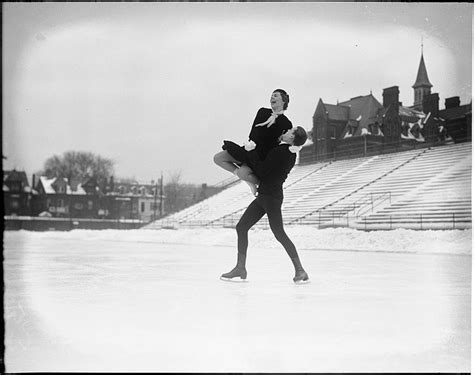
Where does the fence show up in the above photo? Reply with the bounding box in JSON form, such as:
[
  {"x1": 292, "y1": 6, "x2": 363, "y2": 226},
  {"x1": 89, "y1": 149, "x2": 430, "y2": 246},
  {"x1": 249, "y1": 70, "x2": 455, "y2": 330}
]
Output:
[
  {"x1": 359, "y1": 213, "x2": 470, "y2": 231},
  {"x1": 147, "y1": 211, "x2": 470, "y2": 231},
  {"x1": 4, "y1": 216, "x2": 145, "y2": 231}
]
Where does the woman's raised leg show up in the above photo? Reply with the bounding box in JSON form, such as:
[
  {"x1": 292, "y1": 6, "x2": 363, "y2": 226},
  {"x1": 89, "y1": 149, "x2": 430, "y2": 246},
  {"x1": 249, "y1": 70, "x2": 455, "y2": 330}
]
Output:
[{"x1": 213, "y1": 150, "x2": 240, "y2": 174}]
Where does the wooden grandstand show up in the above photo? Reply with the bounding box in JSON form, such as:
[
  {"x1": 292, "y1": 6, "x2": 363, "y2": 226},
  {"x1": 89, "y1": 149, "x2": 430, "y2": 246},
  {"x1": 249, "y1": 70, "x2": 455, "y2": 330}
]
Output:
[{"x1": 144, "y1": 142, "x2": 471, "y2": 230}]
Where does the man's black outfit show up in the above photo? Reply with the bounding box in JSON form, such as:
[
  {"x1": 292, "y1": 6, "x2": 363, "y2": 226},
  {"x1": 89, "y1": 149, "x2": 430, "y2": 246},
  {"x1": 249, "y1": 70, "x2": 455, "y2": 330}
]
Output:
[{"x1": 221, "y1": 143, "x2": 309, "y2": 283}]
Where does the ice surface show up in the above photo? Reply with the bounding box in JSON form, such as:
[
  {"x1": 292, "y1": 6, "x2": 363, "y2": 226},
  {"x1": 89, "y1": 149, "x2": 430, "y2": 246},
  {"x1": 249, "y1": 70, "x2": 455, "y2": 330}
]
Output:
[{"x1": 4, "y1": 228, "x2": 472, "y2": 372}]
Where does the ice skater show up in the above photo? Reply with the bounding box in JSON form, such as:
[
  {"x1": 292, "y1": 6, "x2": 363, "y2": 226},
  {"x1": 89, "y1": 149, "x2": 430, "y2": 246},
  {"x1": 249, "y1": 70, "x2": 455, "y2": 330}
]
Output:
[
  {"x1": 213, "y1": 89, "x2": 292, "y2": 195},
  {"x1": 220, "y1": 126, "x2": 310, "y2": 284}
]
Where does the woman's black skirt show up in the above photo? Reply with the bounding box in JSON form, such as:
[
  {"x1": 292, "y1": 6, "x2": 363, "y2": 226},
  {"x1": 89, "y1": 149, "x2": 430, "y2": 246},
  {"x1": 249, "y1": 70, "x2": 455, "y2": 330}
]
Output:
[{"x1": 222, "y1": 140, "x2": 260, "y2": 169}]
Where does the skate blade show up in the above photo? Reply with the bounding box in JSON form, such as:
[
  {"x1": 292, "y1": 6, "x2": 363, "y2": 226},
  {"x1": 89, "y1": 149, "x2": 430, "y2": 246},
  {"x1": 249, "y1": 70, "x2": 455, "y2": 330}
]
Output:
[
  {"x1": 294, "y1": 279, "x2": 310, "y2": 285},
  {"x1": 220, "y1": 276, "x2": 248, "y2": 283}
]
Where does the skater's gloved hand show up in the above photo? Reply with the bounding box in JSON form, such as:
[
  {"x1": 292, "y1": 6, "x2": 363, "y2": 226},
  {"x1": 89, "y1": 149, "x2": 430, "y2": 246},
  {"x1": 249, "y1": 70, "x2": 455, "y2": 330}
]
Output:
[{"x1": 244, "y1": 140, "x2": 256, "y2": 151}]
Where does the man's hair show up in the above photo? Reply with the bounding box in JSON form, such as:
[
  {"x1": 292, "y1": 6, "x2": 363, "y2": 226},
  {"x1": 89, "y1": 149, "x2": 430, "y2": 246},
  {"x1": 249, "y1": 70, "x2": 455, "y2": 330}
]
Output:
[
  {"x1": 293, "y1": 126, "x2": 308, "y2": 146},
  {"x1": 273, "y1": 89, "x2": 290, "y2": 110}
]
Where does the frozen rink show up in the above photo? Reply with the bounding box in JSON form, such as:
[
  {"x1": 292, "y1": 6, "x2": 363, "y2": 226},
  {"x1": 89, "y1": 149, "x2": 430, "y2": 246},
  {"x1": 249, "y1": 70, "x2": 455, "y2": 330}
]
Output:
[{"x1": 4, "y1": 228, "x2": 472, "y2": 372}]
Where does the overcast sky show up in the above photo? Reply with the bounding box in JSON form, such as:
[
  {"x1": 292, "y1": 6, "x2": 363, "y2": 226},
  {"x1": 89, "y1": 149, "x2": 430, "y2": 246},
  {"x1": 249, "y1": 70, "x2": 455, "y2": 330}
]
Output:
[{"x1": 3, "y1": 2, "x2": 472, "y2": 185}]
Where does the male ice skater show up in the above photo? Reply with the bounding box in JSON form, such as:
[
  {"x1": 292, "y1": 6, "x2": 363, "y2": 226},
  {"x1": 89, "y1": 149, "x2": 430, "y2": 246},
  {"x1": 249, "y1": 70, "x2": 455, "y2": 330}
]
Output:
[{"x1": 220, "y1": 126, "x2": 309, "y2": 284}]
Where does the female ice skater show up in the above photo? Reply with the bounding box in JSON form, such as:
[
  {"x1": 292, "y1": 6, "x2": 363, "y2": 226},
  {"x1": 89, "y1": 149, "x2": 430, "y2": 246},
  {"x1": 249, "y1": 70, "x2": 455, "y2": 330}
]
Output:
[
  {"x1": 220, "y1": 126, "x2": 310, "y2": 284},
  {"x1": 213, "y1": 89, "x2": 292, "y2": 195}
]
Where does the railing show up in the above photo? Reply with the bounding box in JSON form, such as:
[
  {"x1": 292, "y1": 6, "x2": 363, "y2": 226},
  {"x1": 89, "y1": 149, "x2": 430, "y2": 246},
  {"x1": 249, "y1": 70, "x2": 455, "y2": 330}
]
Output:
[
  {"x1": 175, "y1": 205, "x2": 471, "y2": 231},
  {"x1": 291, "y1": 191, "x2": 392, "y2": 227},
  {"x1": 355, "y1": 192, "x2": 392, "y2": 217},
  {"x1": 360, "y1": 212, "x2": 471, "y2": 231},
  {"x1": 208, "y1": 205, "x2": 246, "y2": 227},
  {"x1": 217, "y1": 212, "x2": 271, "y2": 229}
]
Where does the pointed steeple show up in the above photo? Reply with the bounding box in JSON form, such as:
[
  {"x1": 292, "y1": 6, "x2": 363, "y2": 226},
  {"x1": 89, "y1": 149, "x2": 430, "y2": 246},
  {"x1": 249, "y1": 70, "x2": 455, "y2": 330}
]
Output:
[
  {"x1": 412, "y1": 41, "x2": 433, "y2": 111},
  {"x1": 412, "y1": 53, "x2": 432, "y2": 89}
]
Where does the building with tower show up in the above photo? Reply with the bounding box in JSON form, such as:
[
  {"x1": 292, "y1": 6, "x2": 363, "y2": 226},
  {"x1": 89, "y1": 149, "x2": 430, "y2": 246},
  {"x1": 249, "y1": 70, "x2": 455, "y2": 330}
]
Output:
[
  {"x1": 412, "y1": 49, "x2": 433, "y2": 112},
  {"x1": 300, "y1": 48, "x2": 471, "y2": 164}
]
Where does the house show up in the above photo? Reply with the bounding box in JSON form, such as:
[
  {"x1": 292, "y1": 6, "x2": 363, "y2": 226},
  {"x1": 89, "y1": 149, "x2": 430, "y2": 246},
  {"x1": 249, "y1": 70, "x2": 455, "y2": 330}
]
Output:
[
  {"x1": 3, "y1": 170, "x2": 35, "y2": 216},
  {"x1": 108, "y1": 179, "x2": 162, "y2": 222},
  {"x1": 34, "y1": 176, "x2": 105, "y2": 218}
]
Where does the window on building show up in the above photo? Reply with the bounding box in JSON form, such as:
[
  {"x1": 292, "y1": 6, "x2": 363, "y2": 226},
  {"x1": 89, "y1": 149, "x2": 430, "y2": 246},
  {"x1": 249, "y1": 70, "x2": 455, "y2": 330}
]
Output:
[
  {"x1": 10, "y1": 182, "x2": 20, "y2": 192},
  {"x1": 74, "y1": 203, "x2": 83, "y2": 210},
  {"x1": 11, "y1": 200, "x2": 19, "y2": 209},
  {"x1": 141, "y1": 202, "x2": 145, "y2": 212},
  {"x1": 57, "y1": 199, "x2": 64, "y2": 207},
  {"x1": 369, "y1": 123, "x2": 381, "y2": 135},
  {"x1": 88, "y1": 201, "x2": 93, "y2": 210}
]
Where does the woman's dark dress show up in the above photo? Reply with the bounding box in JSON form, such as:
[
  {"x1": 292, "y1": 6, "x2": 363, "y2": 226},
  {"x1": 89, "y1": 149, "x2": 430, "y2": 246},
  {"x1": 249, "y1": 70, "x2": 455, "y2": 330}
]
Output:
[{"x1": 222, "y1": 107, "x2": 292, "y2": 169}]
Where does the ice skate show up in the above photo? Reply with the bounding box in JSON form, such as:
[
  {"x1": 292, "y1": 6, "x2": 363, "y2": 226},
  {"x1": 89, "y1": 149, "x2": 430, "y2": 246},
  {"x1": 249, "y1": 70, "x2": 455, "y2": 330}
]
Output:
[
  {"x1": 293, "y1": 269, "x2": 310, "y2": 284},
  {"x1": 221, "y1": 251, "x2": 247, "y2": 282},
  {"x1": 291, "y1": 256, "x2": 309, "y2": 284},
  {"x1": 220, "y1": 266, "x2": 247, "y2": 282}
]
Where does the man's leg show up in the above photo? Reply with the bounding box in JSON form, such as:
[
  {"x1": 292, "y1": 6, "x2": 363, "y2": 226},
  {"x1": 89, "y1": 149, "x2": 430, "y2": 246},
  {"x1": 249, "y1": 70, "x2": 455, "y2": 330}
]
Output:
[
  {"x1": 261, "y1": 196, "x2": 309, "y2": 283},
  {"x1": 221, "y1": 198, "x2": 265, "y2": 281}
]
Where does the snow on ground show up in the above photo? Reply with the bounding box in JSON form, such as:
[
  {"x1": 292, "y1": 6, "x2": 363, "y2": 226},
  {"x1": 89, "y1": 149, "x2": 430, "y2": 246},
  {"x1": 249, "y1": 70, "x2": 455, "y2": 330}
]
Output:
[
  {"x1": 11, "y1": 226, "x2": 472, "y2": 255},
  {"x1": 4, "y1": 228, "x2": 472, "y2": 372}
]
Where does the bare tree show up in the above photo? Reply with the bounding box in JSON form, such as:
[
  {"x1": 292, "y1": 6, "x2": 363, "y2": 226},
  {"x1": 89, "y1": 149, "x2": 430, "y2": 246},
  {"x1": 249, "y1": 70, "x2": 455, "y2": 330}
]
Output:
[
  {"x1": 40, "y1": 151, "x2": 114, "y2": 185},
  {"x1": 160, "y1": 170, "x2": 224, "y2": 216},
  {"x1": 164, "y1": 170, "x2": 182, "y2": 214}
]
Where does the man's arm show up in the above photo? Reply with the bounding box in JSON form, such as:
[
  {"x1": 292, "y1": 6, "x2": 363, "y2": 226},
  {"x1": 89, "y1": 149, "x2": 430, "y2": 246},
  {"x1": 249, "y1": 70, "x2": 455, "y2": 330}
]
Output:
[{"x1": 251, "y1": 146, "x2": 295, "y2": 181}]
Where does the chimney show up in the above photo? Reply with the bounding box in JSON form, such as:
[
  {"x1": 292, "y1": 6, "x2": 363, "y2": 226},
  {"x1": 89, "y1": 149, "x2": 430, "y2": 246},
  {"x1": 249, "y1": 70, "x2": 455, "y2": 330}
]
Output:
[
  {"x1": 445, "y1": 96, "x2": 460, "y2": 109},
  {"x1": 383, "y1": 86, "x2": 400, "y2": 108},
  {"x1": 422, "y1": 93, "x2": 439, "y2": 117}
]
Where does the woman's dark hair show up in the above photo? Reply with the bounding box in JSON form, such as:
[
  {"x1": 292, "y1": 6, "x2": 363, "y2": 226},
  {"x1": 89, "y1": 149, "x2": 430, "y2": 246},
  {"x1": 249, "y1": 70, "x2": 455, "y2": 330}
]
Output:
[
  {"x1": 293, "y1": 126, "x2": 308, "y2": 147},
  {"x1": 273, "y1": 89, "x2": 289, "y2": 110}
]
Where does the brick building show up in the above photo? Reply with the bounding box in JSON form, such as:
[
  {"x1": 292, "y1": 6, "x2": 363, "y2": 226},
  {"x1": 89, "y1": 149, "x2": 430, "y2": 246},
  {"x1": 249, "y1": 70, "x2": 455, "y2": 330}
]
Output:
[
  {"x1": 301, "y1": 51, "x2": 471, "y2": 164},
  {"x1": 108, "y1": 179, "x2": 162, "y2": 222}
]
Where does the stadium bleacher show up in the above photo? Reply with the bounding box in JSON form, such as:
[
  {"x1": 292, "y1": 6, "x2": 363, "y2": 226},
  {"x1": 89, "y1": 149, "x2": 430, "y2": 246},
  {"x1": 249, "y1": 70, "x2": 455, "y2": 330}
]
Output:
[{"x1": 144, "y1": 142, "x2": 471, "y2": 230}]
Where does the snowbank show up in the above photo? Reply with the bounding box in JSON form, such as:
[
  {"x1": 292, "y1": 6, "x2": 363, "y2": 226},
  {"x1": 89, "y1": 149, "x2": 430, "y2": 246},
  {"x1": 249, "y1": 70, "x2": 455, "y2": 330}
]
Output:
[{"x1": 7, "y1": 227, "x2": 472, "y2": 255}]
